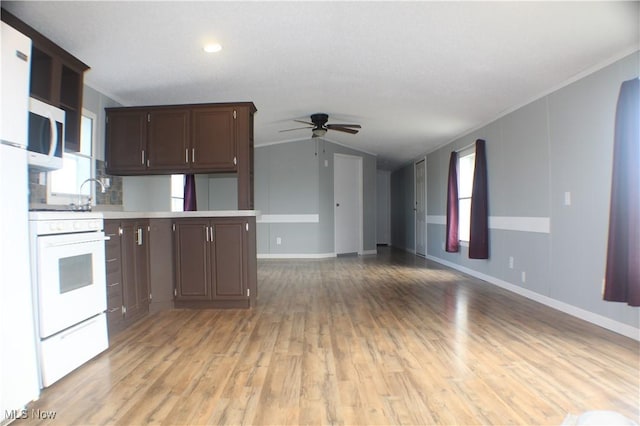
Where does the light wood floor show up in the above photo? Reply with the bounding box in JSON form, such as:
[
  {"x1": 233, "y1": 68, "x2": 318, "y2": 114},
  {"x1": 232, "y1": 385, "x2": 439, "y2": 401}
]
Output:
[{"x1": 20, "y1": 247, "x2": 639, "y2": 425}]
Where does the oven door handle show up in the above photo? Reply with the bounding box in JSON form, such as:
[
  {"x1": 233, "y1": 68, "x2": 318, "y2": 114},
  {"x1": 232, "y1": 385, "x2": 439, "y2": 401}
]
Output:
[{"x1": 45, "y1": 237, "x2": 109, "y2": 248}]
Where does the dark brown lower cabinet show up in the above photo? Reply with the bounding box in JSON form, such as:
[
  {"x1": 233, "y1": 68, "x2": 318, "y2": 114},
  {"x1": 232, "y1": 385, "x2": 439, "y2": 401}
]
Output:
[
  {"x1": 104, "y1": 219, "x2": 150, "y2": 340},
  {"x1": 104, "y1": 221, "x2": 124, "y2": 336},
  {"x1": 173, "y1": 217, "x2": 256, "y2": 308}
]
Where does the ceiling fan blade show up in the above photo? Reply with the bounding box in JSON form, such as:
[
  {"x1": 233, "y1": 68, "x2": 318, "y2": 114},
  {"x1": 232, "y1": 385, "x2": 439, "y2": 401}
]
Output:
[
  {"x1": 294, "y1": 119, "x2": 315, "y2": 126},
  {"x1": 279, "y1": 126, "x2": 313, "y2": 133},
  {"x1": 328, "y1": 126, "x2": 359, "y2": 135},
  {"x1": 327, "y1": 123, "x2": 361, "y2": 129}
]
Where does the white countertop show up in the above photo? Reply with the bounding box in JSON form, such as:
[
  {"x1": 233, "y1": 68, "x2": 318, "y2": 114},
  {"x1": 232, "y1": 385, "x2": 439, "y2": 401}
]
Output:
[{"x1": 99, "y1": 210, "x2": 260, "y2": 219}]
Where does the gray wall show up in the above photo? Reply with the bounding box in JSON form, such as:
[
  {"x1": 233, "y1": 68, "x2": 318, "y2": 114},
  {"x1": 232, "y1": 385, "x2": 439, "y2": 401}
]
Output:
[
  {"x1": 391, "y1": 51, "x2": 639, "y2": 329},
  {"x1": 83, "y1": 85, "x2": 121, "y2": 162},
  {"x1": 255, "y1": 139, "x2": 377, "y2": 256},
  {"x1": 122, "y1": 175, "x2": 171, "y2": 211}
]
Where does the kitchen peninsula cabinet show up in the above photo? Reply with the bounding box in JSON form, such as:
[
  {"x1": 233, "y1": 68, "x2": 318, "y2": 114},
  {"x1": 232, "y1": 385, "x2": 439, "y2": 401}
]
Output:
[
  {"x1": 121, "y1": 219, "x2": 150, "y2": 325},
  {"x1": 104, "y1": 219, "x2": 150, "y2": 339},
  {"x1": 105, "y1": 102, "x2": 256, "y2": 209},
  {"x1": 173, "y1": 216, "x2": 256, "y2": 309}
]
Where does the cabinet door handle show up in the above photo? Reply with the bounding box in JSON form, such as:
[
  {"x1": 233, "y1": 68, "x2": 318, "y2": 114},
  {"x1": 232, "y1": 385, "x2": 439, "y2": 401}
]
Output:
[
  {"x1": 141, "y1": 150, "x2": 145, "y2": 166},
  {"x1": 136, "y1": 228, "x2": 143, "y2": 245},
  {"x1": 192, "y1": 148, "x2": 195, "y2": 163},
  {"x1": 185, "y1": 148, "x2": 189, "y2": 163},
  {"x1": 205, "y1": 225, "x2": 209, "y2": 242},
  {"x1": 210, "y1": 225, "x2": 215, "y2": 243}
]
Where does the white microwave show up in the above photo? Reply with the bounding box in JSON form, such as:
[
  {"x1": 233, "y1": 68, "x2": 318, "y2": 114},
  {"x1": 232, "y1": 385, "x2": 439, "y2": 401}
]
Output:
[{"x1": 28, "y1": 97, "x2": 64, "y2": 170}]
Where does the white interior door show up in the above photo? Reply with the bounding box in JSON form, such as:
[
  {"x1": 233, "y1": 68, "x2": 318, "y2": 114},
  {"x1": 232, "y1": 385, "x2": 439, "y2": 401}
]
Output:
[
  {"x1": 334, "y1": 154, "x2": 362, "y2": 255},
  {"x1": 415, "y1": 159, "x2": 427, "y2": 256}
]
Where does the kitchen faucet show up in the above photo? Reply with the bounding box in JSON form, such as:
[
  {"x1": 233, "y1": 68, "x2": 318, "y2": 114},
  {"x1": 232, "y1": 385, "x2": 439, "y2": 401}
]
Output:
[{"x1": 70, "y1": 178, "x2": 107, "y2": 211}]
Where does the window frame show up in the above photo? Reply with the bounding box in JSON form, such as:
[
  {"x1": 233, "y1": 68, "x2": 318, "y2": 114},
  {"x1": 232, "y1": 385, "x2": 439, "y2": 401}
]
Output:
[
  {"x1": 457, "y1": 146, "x2": 475, "y2": 245},
  {"x1": 46, "y1": 108, "x2": 97, "y2": 206},
  {"x1": 171, "y1": 174, "x2": 184, "y2": 212}
]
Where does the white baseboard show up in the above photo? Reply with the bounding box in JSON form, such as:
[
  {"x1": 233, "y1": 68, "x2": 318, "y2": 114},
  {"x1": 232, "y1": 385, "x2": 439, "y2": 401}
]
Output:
[
  {"x1": 259, "y1": 250, "x2": 379, "y2": 259},
  {"x1": 258, "y1": 253, "x2": 336, "y2": 259},
  {"x1": 426, "y1": 255, "x2": 640, "y2": 341}
]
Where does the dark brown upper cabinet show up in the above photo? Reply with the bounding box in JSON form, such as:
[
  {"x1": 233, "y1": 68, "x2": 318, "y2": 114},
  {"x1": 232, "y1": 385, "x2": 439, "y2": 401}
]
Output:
[
  {"x1": 148, "y1": 109, "x2": 190, "y2": 171},
  {"x1": 105, "y1": 110, "x2": 147, "y2": 174},
  {"x1": 1, "y1": 9, "x2": 89, "y2": 152},
  {"x1": 105, "y1": 102, "x2": 256, "y2": 209},
  {"x1": 106, "y1": 108, "x2": 189, "y2": 174},
  {"x1": 191, "y1": 106, "x2": 236, "y2": 172}
]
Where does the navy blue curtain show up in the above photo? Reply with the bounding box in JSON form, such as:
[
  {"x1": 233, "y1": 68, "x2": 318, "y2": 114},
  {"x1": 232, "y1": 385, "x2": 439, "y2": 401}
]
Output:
[
  {"x1": 446, "y1": 151, "x2": 459, "y2": 252},
  {"x1": 183, "y1": 174, "x2": 197, "y2": 211},
  {"x1": 469, "y1": 139, "x2": 489, "y2": 259},
  {"x1": 604, "y1": 78, "x2": 639, "y2": 306}
]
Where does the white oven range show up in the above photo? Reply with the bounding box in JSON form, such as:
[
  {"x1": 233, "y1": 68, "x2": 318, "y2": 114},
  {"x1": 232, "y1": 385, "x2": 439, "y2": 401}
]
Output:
[{"x1": 29, "y1": 211, "x2": 109, "y2": 388}]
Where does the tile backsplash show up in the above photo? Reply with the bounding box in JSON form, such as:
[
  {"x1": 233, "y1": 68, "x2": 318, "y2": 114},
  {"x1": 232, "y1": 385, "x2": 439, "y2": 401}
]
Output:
[
  {"x1": 95, "y1": 159, "x2": 123, "y2": 205},
  {"x1": 28, "y1": 159, "x2": 123, "y2": 207}
]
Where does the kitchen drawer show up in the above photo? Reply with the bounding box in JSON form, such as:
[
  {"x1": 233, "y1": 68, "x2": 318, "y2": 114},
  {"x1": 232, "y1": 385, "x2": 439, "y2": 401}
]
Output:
[
  {"x1": 107, "y1": 282, "x2": 122, "y2": 304},
  {"x1": 106, "y1": 257, "x2": 121, "y2": 276}
]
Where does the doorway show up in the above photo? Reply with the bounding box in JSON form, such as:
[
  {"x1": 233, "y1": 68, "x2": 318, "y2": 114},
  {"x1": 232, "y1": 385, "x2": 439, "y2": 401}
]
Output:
[
  {"x1": 334, "y1": 154, "x2": 363, "y2": 255},
  {"x1": 415, "y1": 158, "x2": 427, "y2": 257},
  {"x1": 376, "y1": 170, "x2": 391, "y2": 245}
]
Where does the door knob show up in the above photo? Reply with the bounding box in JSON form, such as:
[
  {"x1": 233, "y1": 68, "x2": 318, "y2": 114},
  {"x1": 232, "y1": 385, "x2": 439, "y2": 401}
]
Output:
[{"x1": 336, "y1": 203, "x2": 340, "y2": 207}]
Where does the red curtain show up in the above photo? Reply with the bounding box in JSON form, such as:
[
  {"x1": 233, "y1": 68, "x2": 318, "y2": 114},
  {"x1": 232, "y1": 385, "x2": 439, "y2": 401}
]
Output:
[
  {"x1": 469, "y1": 139, "x2": 489, "y2": 259},
  {"x1": 446, "y1": 151, "x2": 459, "y2": 252},
  {"x1": 183, "y1": 174, "x2": 197, "y2": 211},
  {"x1": 604, "y1": 78, "x2": 639, "y2": 306}
]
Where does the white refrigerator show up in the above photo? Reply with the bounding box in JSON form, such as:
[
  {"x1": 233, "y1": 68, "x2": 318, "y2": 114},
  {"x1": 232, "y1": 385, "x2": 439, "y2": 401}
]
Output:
[{"x1": 0, "y1": 21, "x2": 40, "y2": 418}]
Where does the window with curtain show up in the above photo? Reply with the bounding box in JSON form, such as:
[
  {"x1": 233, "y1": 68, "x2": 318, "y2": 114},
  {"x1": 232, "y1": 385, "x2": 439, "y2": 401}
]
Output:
[
  {"x1": 171, "y1": 174, "x2": 184, "y2": 212},
  {"x1": 458, "y1": 148, "x2": 475, "y2": 243},
  {"x1": 47, "y1": 110, "x2": 95, "y2": 204}
]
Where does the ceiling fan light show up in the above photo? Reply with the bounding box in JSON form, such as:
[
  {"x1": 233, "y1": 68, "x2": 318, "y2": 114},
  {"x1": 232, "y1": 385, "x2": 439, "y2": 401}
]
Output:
[{"x1": 312, "y1": 128, "x2": 327, "y2": 137}]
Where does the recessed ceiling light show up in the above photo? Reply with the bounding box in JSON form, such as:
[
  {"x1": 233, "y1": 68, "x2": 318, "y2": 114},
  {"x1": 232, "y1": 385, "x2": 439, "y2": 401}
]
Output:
[{"x1": 203, "y1": 43, "x2": 222, "y2": 53}]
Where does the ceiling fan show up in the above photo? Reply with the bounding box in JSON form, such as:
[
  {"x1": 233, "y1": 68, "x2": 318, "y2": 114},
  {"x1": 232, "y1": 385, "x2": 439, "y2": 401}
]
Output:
[{"x1": 280, "y1": 113, "x2": 361, "y2": 138}]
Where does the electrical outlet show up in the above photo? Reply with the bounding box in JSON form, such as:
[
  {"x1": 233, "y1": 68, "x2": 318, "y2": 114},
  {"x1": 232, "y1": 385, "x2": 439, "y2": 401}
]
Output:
[
  {"x1": 564, "y1": 191, "x2": 571, "y2": 206},
  {"x1": 276, "y1": 237, "x2": 282, "y2": 245},
  {"x1": 521, "y1": 271, "x2": 526, "y2": 283},
  {"x1": 324, "y1": 159, "x2": 329, "y2": 167},
  {"x1": 509, "y1": 256, "x2": 514, "y2": 269}
]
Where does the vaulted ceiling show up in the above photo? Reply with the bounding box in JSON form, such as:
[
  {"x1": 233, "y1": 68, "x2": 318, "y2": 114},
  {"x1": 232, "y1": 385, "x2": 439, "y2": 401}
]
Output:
[{"x1": 3, "y1": 1, "x2": 638, "y2": 170}]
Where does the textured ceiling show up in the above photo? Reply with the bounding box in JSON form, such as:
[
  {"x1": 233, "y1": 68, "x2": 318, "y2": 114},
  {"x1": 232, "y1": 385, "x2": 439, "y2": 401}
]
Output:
[{"x1": 3, "y1": 1, "x2": 638, "y2": 170}]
